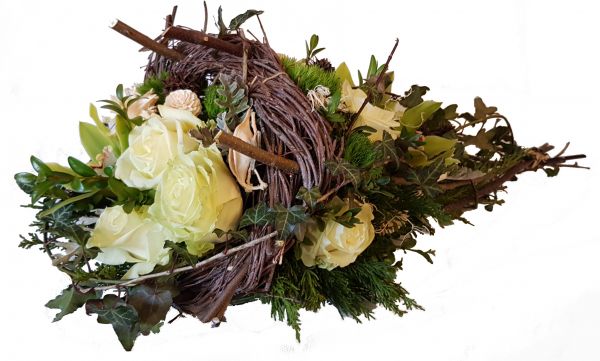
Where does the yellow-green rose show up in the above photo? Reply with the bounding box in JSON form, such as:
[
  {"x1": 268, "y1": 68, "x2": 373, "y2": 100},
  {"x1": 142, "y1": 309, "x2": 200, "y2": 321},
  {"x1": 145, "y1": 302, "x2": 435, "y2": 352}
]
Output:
[
  {"x1": 148, "y1": 144, "x2": 243, "y2": 255},
  {"x1": 300, "y1": 201, "x2": 375, "y2": 270},
  {"x1": 114, "y1": 106, "x2": 200, "y2": 190},
  {"x1": 87, "y1": 205, "x2": 171, "y2": 279},
  {"x1": 340, "y1": 81, "x2": 401, "y2": 141}
]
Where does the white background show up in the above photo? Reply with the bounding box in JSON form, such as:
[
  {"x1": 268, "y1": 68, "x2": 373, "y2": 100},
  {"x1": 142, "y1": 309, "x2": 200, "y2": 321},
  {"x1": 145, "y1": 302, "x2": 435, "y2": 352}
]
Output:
[{"x1": 1, "y1": 0, "x2": 598, "y2": 360}]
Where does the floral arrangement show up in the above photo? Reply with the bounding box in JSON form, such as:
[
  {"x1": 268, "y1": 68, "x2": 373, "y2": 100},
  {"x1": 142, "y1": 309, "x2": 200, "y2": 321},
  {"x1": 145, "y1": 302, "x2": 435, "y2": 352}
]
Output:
[{"x1": 14, "y1": 5, "x2": 586, "y2": 350}]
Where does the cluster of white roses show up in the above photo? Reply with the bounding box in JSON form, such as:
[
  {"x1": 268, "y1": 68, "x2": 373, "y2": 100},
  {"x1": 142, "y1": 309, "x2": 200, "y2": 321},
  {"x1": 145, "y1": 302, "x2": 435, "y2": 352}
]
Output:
[
  {"x1": 86, "y1": 86, "x2": 379, "y2": 279},
  {"x1": 87, "y1": 89, "x2": 243, "y2": 279}
]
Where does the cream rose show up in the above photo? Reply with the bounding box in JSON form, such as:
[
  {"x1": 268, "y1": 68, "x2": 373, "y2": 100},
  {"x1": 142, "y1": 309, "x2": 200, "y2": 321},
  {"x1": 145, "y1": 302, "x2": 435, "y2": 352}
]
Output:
[
  {"x1": 340, "y1": 81, "x2": 401, "y2": 141},
  {"x1": 87, "y1": 206, "x2": 172, "y2": 279},
  {"x1": 300, "y1": 201, "x2": 375, "y2": 270},
  {"x1": 148, "y1": 145, "x2": 243, "y2": 256},
  {"x1": 114, "y1": 106, "x2": 201, "y2": 190}
]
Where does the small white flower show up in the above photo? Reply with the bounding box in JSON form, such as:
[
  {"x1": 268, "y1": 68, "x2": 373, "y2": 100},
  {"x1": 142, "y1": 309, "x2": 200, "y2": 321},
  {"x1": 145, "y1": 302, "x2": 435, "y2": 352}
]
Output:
[{"x1": 164, "y1": 89, "x2": 202, "y2": 116}]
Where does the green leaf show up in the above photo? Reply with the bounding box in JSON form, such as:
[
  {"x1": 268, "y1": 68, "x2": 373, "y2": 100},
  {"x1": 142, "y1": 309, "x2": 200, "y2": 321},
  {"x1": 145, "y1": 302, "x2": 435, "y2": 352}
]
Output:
[
  {"x1": 405, "y1": 158, "x2": 446, "y2": 198},
  {"x1": 14, "y1": 172, "x2": 36, "y2": 194},
  {"x1": 400, "y1": 85, "x2": 430, "y2": 108},
  {"x1": 37, "y1": 190, "x2": 100, "y2": 219},
  {"x1": 165, "y1": 240, "x2": 198, "y2": 266},
  {"x1": 270, "y1": 204, "x2": 308, "y2": 238},
  {"x1": 67, "y1": 156, "x2": 96, "y2": 177},
  {"x1": 30, "y1": 156, "x2": 52, "y2": 176},
  {"x1": 79, "y1": 122, "x2": 112, "y2": 160},
  {"x1": 127, "y1": 285, "x2": 173, "y2": 335},
  {"x1": 116, "y1": 84, "x2": 124, "y2": 100},
  {"x1": 296, "y1": 186, "x2": 321, "y2": 208},
  {"x1": 86, "y1": 295, "x2": 140, "y2": 351},
  {"x1": 228, "y1": 9, "x2": 264, "y2": 30},
  {"x1": 239, "y1": 202, "x2": 272, "y2": 228},
  {"x1": 88, "y1": 104, "x2": 112, "y2": 137},
  {"x1": 401, "y1": 101, "x2": 442, "y2": 129},
  {"x1": 374, "y1": 131, "x2": 400, "y2": 169},
  {"x1": 46, "y1": 286, "x2": 98, "y2": 322},
  {"x1": 115, "y1": 115, "x2": 131, "y2": 151},
  {"x1": 310, "y1": 34, "x2": 319, "y2": 50},
  {"x1": 325, "y1": 159, "x2": 362, "y2": 186}
]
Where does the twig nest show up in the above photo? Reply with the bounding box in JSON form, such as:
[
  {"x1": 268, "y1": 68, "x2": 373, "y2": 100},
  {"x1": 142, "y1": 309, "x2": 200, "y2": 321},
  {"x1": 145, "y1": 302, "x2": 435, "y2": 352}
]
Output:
[{"x1": 164, "y1": 89, "x2": 202, "y2": 116}]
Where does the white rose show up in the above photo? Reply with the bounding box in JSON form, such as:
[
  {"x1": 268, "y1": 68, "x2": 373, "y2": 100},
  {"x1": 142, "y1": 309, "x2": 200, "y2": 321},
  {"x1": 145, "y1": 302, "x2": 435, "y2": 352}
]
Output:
[
  {"x1": 87, "y1": 206, "x2": 172, "y2": 279},
  {"x1": 114, "y1": 106, "x2": 201, "y2": 190},
  {"x1": 114, "y1": 117, "x2": 179, "y2": 190},
  {"x1": 148, "y1": 144, "x2": 243, "y2": 255},
  {"x1": 300, "y1": 202, "x2": 375, "y2": 270},
  {"x1": 164, "y1": 89, "x2": 202, "y2": 116}
]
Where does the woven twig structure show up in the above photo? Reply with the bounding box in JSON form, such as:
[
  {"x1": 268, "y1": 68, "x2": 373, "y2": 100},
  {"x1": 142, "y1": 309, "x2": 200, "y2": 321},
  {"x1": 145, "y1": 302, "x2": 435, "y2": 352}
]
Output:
[{"x1": 144, "y1": 33, "x2": 338, "y2": 322}]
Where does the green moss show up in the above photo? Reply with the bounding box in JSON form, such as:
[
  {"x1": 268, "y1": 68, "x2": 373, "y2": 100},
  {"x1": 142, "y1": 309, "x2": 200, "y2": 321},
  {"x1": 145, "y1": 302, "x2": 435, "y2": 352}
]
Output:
[
  {"x1": 137, "y1": 72, "x2": 168, "y2": 103},
  {"x1": 344, "y1": 132, "x2": 377, "y2": 168},
  {"x1": 280, "y1": 55, "x2": 341, "y2": 96}
]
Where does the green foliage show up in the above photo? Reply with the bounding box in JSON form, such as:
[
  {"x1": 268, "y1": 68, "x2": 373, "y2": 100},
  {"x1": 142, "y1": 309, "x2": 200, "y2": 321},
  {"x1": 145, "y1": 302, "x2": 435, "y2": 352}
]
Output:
[
  {"x1": 214, "y1": 73, "x2": 249, "y2": 130},
  {"x1": 280, "y1": 55, "x2": 341, "y2": 97},
  {"x1": 296, "y1": 186, "x2": 322, "y2": 209},
  {"x1": 344, "y1": 132, "x2": 377, "y2": 168},
  {"x1": 325, "y1": 159, "x2": 362, "y2": 186},
  {"x1": 46, "y1": 286, "x2": 99, "y2": 322},
  {"x1": 305, "y1": 34, "x2": 325, "y2": 63},
  {"x1": 137, "y1": 72, "x2": 168, "y2": 103},
  {"x1": 127, "y1": 285, "x2": 173, "y2": 335},
  {"x1": 203, "y1": 85, "x2": 225, "y2": 120},
  {"x1": 229, "y1": 9, "x2": 263, "y2": 30},
  {"x1": 86, "y1": 295, "x2": 140, "y2": 351}
]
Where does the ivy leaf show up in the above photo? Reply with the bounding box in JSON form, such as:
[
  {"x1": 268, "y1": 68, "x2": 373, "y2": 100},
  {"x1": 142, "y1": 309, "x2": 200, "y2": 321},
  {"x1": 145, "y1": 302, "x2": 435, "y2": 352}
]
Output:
[
  {"x1": 14, "y1": 172, "x2": 36, "y2": 194},
  {"x1": 239, "y1": 202, "x2": 272, "y2": 228},
  {"x1": 400, "y1": 85, "x2": 430, "y2": 108},
  {"x1": 165, "y1": 240, "x2": 198, "y2": 266},
  {"x1": 296, "y1": 186, "x2": 321, "y2": 208},
  {"x1": 127, "y1": 285, "x2": 173, "y2": 335},
  {"x1": 228, "y1": 9, "x2": 263, "y2": 30},
  {"x1": 401, "y1": 100, "x2": 442, "y2": 129},
  {"x1": 405, "y1": 158, "x2": 446, "y2": 197},
  {"x1": 270, "y1": 204, "x2": 308, "y2": 238},
  {"x1": 86, "y1": 295, "x2": 140, "y2": 351},
  {"x1": 45, "y1": 286, "x2": 99, "y2": 322},
  {"x1": 473, "y1": 97, "x2": 498, "y2": 120},
  {"x1": 325, "y1": 159, "x2": 361, "y2": 186},
  {"x1": 374, "y1": 131, "x2": 401, "y2": 169}
]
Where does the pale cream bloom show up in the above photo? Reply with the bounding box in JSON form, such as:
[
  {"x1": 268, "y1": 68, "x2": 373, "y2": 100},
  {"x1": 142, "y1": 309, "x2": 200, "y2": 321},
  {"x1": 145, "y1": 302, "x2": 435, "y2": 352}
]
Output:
[
  {"x1": 340, "y1": 81, "x2": 401, "y2": 141},
  {"x1": 164, "y1": 89, "x2": 202, "y2": 116},
  {"x1": 114, "y1": 106, "x2": 200, "y2": 190},
  {"x1": 87, "y1": 206, "x2": 171, "y2": 279},
  {"x1": 300, "y1": 201, "x2": 375, "y2": 270},
  {"x1": 148, "y1": 145, "x2": 243, "y2": 255}
]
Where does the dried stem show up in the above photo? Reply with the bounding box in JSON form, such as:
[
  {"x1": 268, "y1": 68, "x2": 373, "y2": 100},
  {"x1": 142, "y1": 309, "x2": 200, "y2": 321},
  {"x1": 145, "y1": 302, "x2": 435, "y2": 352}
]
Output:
[
  {"x1": 163, "y1": 26, "x2": 243, "y2": 56},
  {"x1": 91, "y1": 231, "x2": 279, "y2": 291},
  {"x1": 111, "y1": 19, "x2": 184, "y2": 60},
  {"x1": 346, "y1": 38, "x2": 399, "y2": 134},
  {"x1": 202, "y1": 1, "x2": 208, "y2": 33},
  {"x1": 190, "y1": 129, "x2": 300, "y2": 174}
]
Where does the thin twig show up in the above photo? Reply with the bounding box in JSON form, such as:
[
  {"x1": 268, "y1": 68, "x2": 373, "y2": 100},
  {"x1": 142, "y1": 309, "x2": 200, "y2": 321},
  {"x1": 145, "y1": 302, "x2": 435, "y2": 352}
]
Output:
[
  {"x1": 346, "y1": 38, "x2": 399, "y2": 134},
  {"x1": 163, "y1": 26, "x2": 243, "y2": 56},
  {"x1": 256, "y1": 15, "x2": 269, "y2": 45},
  {"x1": 111, "y1": 19, "x2": 184, "y2": 61},
  {"x1": 91, "y1": 231, "x2": 278, "y2": 291},
  {"x1": 202, "y1": 1, "x2": 208, "y2": 33}
]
